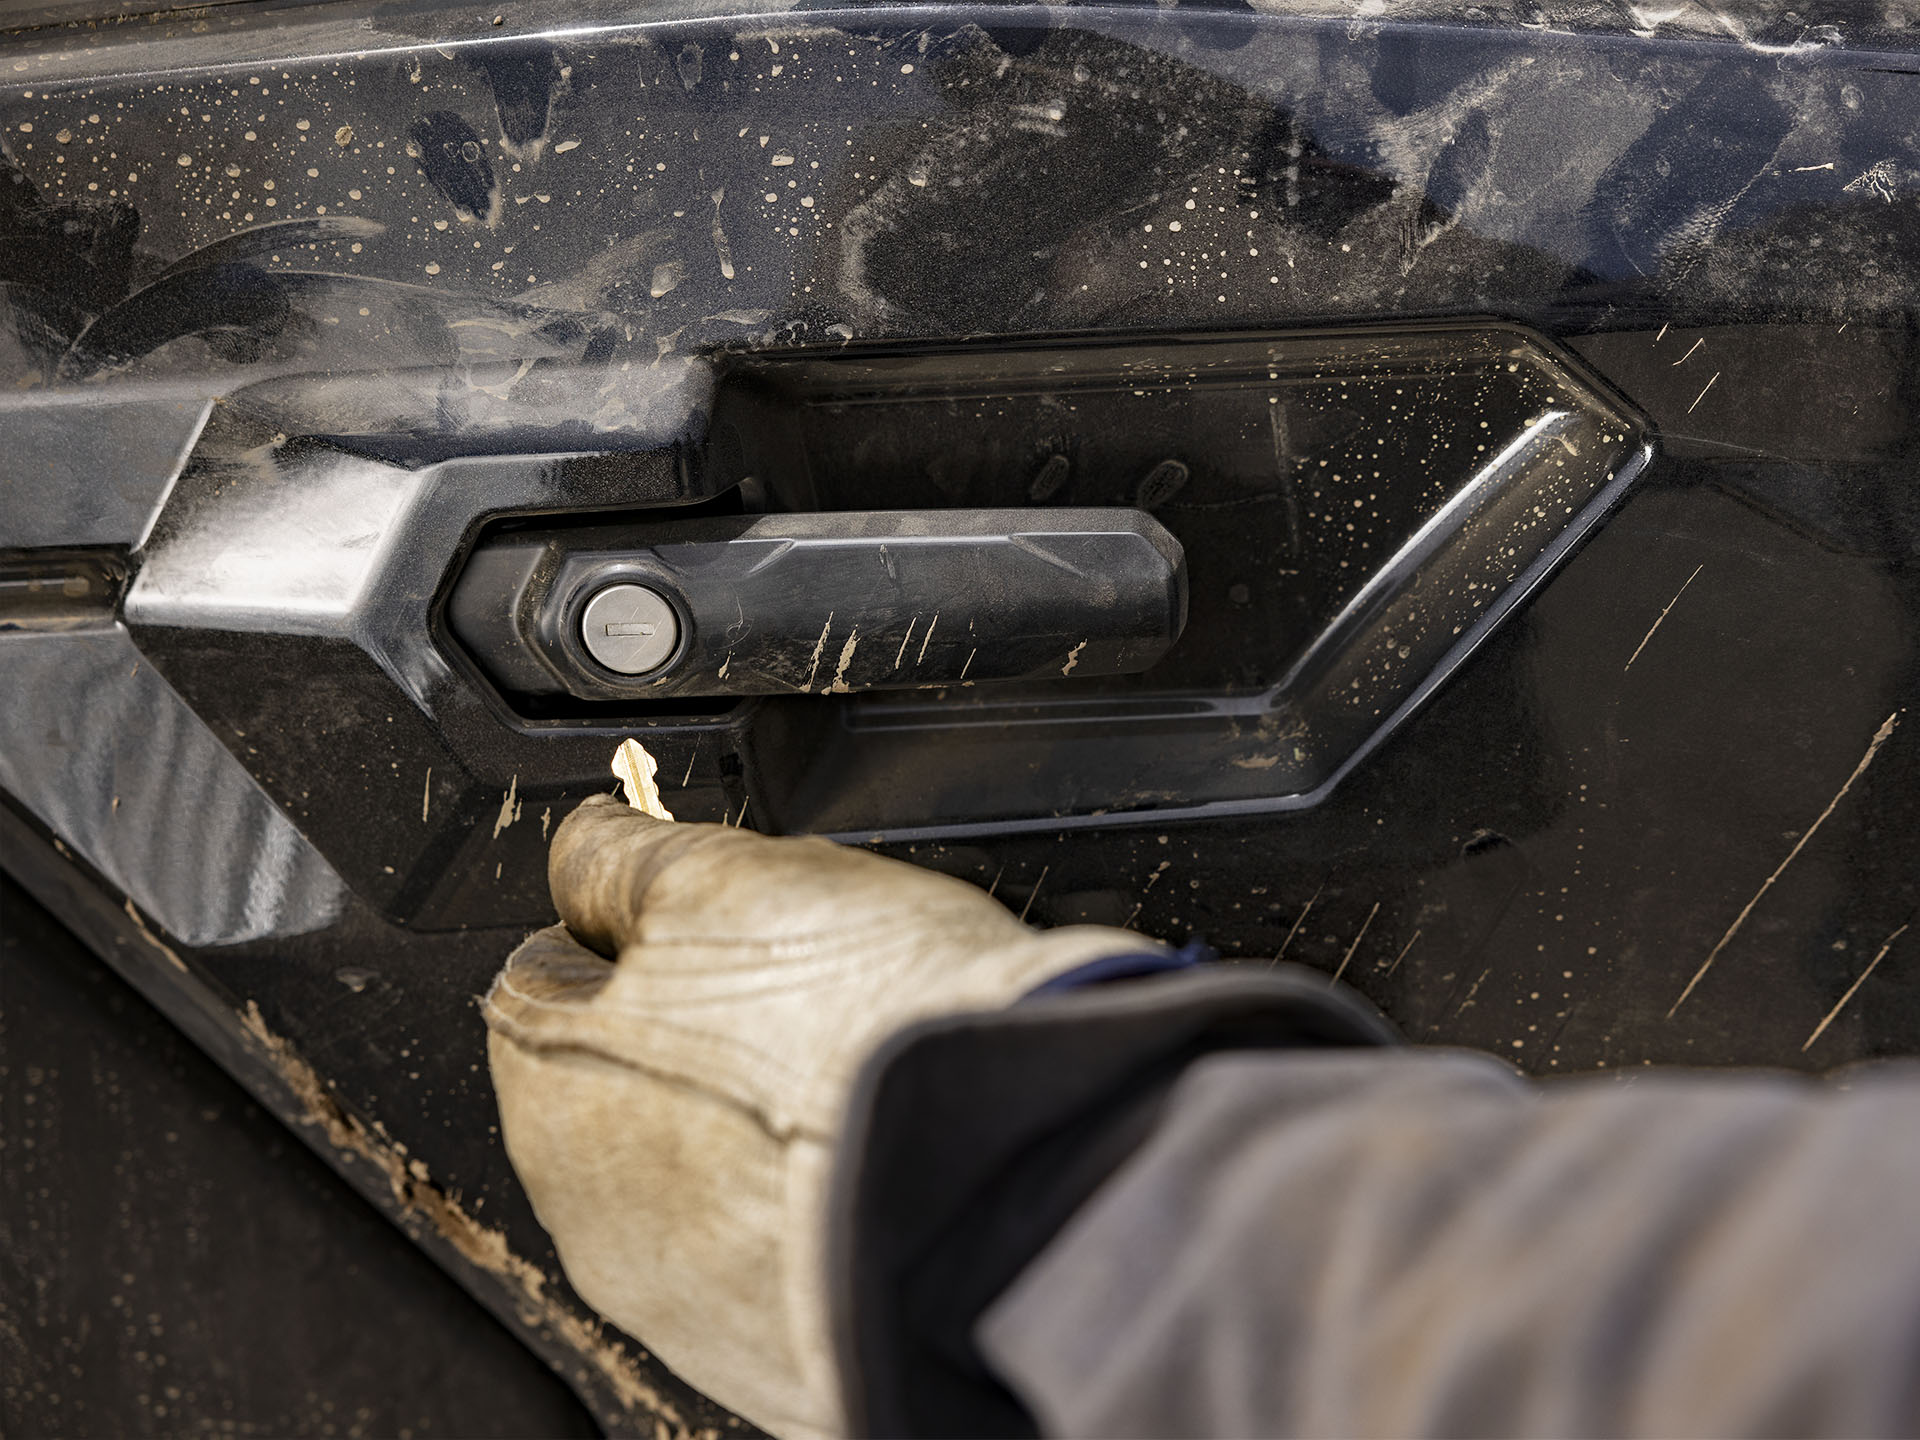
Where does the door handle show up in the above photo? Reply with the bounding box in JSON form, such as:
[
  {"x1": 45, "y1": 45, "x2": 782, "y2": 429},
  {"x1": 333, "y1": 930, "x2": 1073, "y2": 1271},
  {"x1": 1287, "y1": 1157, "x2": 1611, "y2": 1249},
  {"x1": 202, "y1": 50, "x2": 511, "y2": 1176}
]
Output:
[{"x1": 446, "y1": 508, "x2": 1187, "y2": 701}]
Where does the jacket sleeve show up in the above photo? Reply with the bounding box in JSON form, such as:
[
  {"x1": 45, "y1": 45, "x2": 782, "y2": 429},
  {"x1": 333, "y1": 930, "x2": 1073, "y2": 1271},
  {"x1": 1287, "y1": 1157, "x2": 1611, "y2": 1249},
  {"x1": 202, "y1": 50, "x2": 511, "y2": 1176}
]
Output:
[{"x1": 976, "y1": 1045, "x2": 1920, "y2": 1439}]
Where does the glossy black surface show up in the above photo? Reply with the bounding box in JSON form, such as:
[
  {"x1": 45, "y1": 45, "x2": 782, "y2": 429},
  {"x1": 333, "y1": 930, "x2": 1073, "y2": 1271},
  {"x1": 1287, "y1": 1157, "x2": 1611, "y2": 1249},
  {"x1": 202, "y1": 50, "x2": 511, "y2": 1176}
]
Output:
[{"x1": 5, "y1": 0, "x2": 1920, "y2": 1431}]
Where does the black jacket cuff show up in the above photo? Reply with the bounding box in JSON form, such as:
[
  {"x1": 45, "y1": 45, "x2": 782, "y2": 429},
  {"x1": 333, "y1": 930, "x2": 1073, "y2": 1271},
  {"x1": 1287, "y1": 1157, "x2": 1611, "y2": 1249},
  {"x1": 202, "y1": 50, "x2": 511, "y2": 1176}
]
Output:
[{"x1": 827, "y1": 964, "x2": 1399, "y2": 1439}]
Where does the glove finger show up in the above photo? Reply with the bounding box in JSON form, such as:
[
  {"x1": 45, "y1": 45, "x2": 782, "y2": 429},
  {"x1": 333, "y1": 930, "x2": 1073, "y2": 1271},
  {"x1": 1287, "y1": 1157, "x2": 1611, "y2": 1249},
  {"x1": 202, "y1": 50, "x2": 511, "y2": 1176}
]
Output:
[
  {"x1": 550, "y1": 793, "x2": 1013, "y2": 960},
  {"x1": 549, "y1": 794, "x2": 766, "y2": 956}
]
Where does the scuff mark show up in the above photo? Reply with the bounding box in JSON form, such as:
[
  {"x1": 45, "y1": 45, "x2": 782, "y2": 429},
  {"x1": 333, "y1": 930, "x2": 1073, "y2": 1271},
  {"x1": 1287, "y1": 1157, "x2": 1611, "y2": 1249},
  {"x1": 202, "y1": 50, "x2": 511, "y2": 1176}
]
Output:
[
  {"x1": 493, "y1": 774, "x2": 522, "y2": 838},
  {"x1": 827, "y1": 627, "x2": 860, "y2": 692},
  {"x1": 1670, "y1": 710, "x2": 1902, "y2": 1017},
  {"x1": 1803, "y1": 923, "x2": 1910, "y2": 1052},
  {"x1": 236, "y1": 1002, "x2": 690, "y2": 1431},
  {"x1": 1624, "y1": 562, "x2": 1704, "y2": 671},
  {"x1": 1844, "y1": 159, "x2": 1901, "y2": 203},
  {"x1": 803, "y1": 611, "x2": 835, "y2": 690}
]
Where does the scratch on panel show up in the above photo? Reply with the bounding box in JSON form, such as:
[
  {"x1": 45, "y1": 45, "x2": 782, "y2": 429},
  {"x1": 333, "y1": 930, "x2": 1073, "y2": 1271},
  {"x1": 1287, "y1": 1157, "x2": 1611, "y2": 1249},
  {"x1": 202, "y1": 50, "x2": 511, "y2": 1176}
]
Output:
[
  {"x1": 1018, "y1": 864, "x2": 1050, "y2": 923},
  {"x1": 1686, "y1": 372, "x2": 1720, "y2": 413},
  {"x1": 1329, "y1": 902, "x2": 1380, "y2": 986},
  {"x1": 1271, "y1": 884, "x2": 1323, "y2": 965},
  {"x1": 827, "y1": 628, "x2": 860, "y2": 693},
  {"x1": 1670, "y1": 710, "x2": 1902, "y2": 1018},
  {"x1": 422, "y1": 767, "x2": 432, "y2": 822},
  {"x1": 894, "y1": 617, "x2": 917, "y2": 669},
  {"x1": 1802, "y1": 923, "x2": 1910, "y2": 1052},
  {"x1": 1624, "y1": 563, "x2": 1704, "y2": 671},
  {"x1": 803, "y1": 611, "x2": 835, "y2": 691},
  {"x1": 1452, "y1": 965, "x2": 1492, "y2": 1019},
  {"x1": 1124, "y1": 859, "x2": 1173, "y2": 928},
  {"x1": 1386, "y1": 928, "x2": 1423, "y2": 976}
]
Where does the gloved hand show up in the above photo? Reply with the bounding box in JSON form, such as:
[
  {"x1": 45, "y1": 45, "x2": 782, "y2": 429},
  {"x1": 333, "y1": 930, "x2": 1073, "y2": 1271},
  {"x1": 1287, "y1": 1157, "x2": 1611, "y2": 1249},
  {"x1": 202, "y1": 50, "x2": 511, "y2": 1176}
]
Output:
[{"x1": 483, "y1": 794, "x2": 1167, "y2": 1439}]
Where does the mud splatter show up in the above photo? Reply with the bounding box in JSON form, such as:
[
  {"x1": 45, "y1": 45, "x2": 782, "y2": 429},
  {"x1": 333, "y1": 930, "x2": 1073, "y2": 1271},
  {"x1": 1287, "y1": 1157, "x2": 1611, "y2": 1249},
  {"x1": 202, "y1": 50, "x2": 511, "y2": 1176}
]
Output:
[
  {"x1": 235, "y1": 1002, "x2": 693, "y2": 1431},
  {"x1": 709, "y1": 188, "x2": 735, "y2": 281},
  {"x1": 493, "y1": 774, "x2": 522, "y2": 838},
  {"x1": 803, "y1": 611, "x2": 834, "y2": 691},
  {"x1": 124, "y1": 898, "x2": 188, "y2": 973},
  {"x1": 827, "y1": 628, "x2": 860, "y2": 693}
]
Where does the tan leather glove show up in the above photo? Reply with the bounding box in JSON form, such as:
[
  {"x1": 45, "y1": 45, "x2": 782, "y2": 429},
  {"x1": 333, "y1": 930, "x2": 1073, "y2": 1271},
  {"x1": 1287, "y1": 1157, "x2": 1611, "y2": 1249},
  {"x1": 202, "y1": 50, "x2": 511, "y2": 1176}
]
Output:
[{"x1": 483, "y1": 795, "x2": 1167, "y2": 1439}]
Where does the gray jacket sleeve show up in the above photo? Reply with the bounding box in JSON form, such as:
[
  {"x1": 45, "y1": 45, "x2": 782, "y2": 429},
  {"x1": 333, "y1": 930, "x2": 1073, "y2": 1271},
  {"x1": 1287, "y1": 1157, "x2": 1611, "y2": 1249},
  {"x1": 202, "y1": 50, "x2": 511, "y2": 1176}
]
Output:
[{"x1": 977, "y1": 1048, "x2": 1920, "y2": 1439}]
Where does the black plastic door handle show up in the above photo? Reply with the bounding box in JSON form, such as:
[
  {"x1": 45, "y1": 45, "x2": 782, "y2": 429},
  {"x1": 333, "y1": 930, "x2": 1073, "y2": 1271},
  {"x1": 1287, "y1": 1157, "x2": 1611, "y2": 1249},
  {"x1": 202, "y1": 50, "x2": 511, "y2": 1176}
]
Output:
[{"x1": 446, "y1": 508, "x2": 1187, "y2": 702}]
